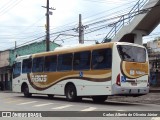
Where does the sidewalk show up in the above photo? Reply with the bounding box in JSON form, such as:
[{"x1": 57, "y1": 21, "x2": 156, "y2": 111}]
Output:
[
  {"x1": 107, "y1": 87, "x2": 160, "y2": 105},
  {"x1": 149, "y1": 87, "x2": 160, "y2": 93}
]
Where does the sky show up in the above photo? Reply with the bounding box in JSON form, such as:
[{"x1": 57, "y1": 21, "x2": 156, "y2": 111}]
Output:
[{"x1": 0, "y1": 0, "x2": 160, "y2": 51}]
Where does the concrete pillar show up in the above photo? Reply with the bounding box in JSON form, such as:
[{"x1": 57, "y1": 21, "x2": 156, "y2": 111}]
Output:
[
  {"x1": 134, "y1": 32, "x2": 143, "y2": 45},
  {"x1": 133, "y1": 30, "x2": 147, "y2": 45}
]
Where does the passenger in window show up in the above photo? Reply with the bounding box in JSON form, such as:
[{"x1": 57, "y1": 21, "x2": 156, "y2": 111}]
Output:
[
  {"x1": 96, "y1": 55, "x2": 104, "y2": 63},
  {"x1": 93, "y1": 55, "x2": 104, "y2": 69}
]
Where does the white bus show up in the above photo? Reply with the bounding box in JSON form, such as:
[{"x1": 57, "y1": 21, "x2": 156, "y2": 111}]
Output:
[{"x1": 12, "y1": 42, "x2": 149, "y2": 102}]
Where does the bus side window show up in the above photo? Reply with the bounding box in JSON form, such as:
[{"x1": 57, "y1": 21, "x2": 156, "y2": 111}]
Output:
[
  {"x1": 44, "y1": 55, "x2": 57, "y2": 72},
  {"x1": 57, "y1": 53, "x2": 73, "y2": 71},
  {"x1": 32, "y1": 57, "x2": 44, "y2": 73},
  {"x1": 92, "y1": 48, "x2": 112, "y2": 69},
  {"x1": 73, "y1": 51, "x2": 91, "y2": 70},
  {"x1": 13, "y1": 62, "x2": 21, "y2": 78},
  {"x1": 22, "y1": 59, "x2": 32, "y2": 73}
]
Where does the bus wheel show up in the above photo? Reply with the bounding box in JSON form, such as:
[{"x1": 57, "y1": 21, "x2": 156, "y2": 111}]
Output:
[
  {"x1": 23, "y1": 85, "x2": 32, "y2": 97},
  {"x1": 65, "y1": 84, "x2": 78, "y2": 102},
  {"x1": 92, "y1": 96, "x2": 107, "y2": 103}
]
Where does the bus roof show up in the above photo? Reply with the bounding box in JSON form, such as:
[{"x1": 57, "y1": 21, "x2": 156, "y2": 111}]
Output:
[
  {"x1": 15, "y1": 54, "x2": 31, "y2": 62},
  {"x1": 14, "y1": 42, "x2": 145, "y2": 60},
  {"x1": 32, "y1": 42, "x2": 114, "y2": 58}
]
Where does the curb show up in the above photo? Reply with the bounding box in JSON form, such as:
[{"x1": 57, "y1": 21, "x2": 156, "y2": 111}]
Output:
[
  {"x1": 0, "y1": 91, "x2": 13, "y2": 93},
  {"x1": 149, "y1": 90, "x2": 160, "y2": 93}
]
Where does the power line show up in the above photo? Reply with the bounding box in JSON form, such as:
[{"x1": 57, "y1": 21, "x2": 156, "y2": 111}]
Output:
[
  {"x1": 81, "y1": 0, "x2": 133, "y2": 4},
  {"x1": 50, "y1": 0, "x2": 137, "y2": 32},
  {"x1": 10, "y1": 0, "x2": 137, "y2": 40},
  {"x1": 2, "y1": 0, "x2": 159, "y2": 50},
  {"x1": 0, "y1": 0, "x2": 17, "y2": 13},
  {"x1": 0, "y1": 0, "x2": 23, "y2": 16}
]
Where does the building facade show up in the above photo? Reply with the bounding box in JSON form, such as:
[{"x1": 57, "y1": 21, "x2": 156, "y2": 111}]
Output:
[
  {"x1": 0, "y1": 50, "x2": 11, "y2": 90},
  {"x1": 0, "y1": 41, "x2": 59, "y2": 91},
  {"x1": 146, "y1": 39, "x2": 160, "y2": 87}
]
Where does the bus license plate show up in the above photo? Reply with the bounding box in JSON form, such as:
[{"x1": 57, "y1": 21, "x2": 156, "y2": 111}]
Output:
[{"x1": 131, "y1": 82, "x2": 137, "y2": 86}]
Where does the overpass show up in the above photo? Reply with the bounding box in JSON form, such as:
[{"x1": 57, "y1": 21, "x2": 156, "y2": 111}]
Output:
[{"x1": 102, "y1": 0, "x2": 160, "y2": 45}]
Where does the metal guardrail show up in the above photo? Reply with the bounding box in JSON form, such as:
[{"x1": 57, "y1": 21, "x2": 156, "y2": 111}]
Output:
[{"x1": 102, "y1": 0, "x2": 149, "y2": 43}]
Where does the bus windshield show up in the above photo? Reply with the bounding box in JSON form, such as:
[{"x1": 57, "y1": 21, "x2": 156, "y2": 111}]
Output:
[{"x1": 117, "y1": 45, "x2": 146, "y2": 63}]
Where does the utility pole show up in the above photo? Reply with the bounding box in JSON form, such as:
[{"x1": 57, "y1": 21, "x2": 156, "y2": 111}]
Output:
[
  {"x1": 15, "y1": 41, "x2": 17, "y2": 49},
  {"x1": 46, "y1": 0, "x2": 50, "y2": 51},
  {"x1": 42, "y1": 0, "x2": 55, "y2": 51},
  {"x1": 14, "y1": 41, "x2": 18, "y2": 58},
  {"x1": 79, "y1": 14, "x2": 84, "y2": 44}
]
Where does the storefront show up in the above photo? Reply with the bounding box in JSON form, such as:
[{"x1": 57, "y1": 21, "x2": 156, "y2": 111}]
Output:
[
  {"x1": 0, "y1": 67, "x2": 12, "y2": 91},
  {"x1": 149, "y1": 54, "x2": 160, "y2": 87}
]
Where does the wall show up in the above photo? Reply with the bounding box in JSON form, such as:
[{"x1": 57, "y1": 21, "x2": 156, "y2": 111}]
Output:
[
  {"x1": 147, "y1": 40, "x2": 160, "y2": 52},
  {"x1": 9, "y1": 41, "x2": 59, "y2": 66},
  {"x1": 0, "y1": 50, "x2": 10, "y2": 67}
]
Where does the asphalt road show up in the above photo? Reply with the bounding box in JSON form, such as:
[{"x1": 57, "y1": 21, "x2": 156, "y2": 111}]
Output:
[{"x1": 0, "y1": 92, "x2": 160, "y2": 120}]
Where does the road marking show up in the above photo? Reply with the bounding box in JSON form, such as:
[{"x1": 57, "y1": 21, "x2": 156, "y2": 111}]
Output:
[
  {"x1": 81, "y1": 107, "x2": 97, "y2": 111},
  {"x1": 51, "y1": 105, "x2": 73, "y2": 110},
  {"x1": 33, "y1": 103, "x2": 54, "y2": 107},
  {"x1": 17, "y1": 101, "x2": 38, "y2": 105},
  {"x1": 116, "y1": 110, "x2": 125, "y2": 111},
  {"x1": 151, "y1": 117, "x2": 160, "y2": 120}
]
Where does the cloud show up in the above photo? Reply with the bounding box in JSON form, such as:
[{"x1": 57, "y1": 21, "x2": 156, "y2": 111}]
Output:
[
  {"x1": 50, "y1": 0, "x2": 79, "y2": 27},
  {"x1": 0, "y1": 0, "x2": 159, "y2": 50}
]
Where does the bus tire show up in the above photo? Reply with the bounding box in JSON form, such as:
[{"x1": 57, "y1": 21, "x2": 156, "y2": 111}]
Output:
[
  {"x1": 92, "y1": 96, "x2": 107, "y2": 103},
  {"x1": 23, "y1": 85, "x2": 32, "y2": 97},
  {"x1": 65, "y1": 84, "x2": 78, "y2": 102}
]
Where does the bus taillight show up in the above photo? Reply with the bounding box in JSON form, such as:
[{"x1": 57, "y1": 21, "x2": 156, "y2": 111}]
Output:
[{"x1": 116, "y1": 74, "x2": 121, "y2": 86}]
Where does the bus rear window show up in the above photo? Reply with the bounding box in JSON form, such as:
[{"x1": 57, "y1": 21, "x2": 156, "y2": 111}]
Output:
[{"x1": 117, "y1": 45, "x2": 146, "y2": 63}]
